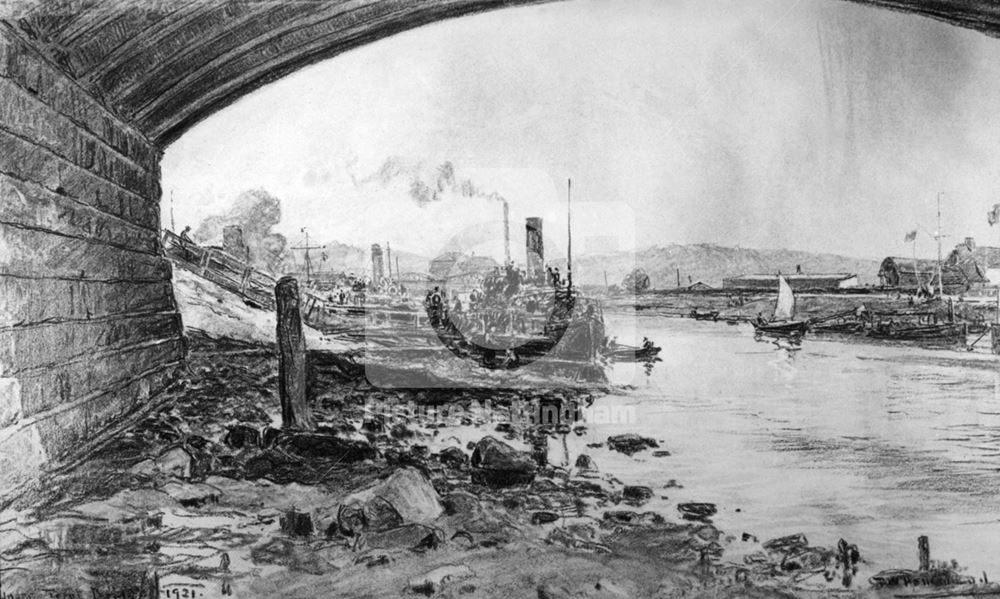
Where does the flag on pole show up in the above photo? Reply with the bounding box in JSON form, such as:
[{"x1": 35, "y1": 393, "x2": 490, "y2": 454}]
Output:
[
  {"x1": 904, "y1": 230, "x2": 917, "y2": 242},
  {"x1": 989, "y1": 204, "x2": 1000, "y2": 226}
]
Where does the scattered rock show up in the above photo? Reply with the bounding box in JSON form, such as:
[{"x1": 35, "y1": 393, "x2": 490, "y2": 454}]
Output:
[
  {"x1": 762, "y1": 533, "x2": 808, "y2": 556},
  {"x1": 153, "y1": 446, "x2": 193, "y2": 479},
  {"x1": 356, "y1": 523, "x2": 443, "y2": 552},
  {"x1": 574, "y1": 454, "x2": 597, "y2": 471},
  {"x1": 607, "y1": 434, "x2": 658, "y2": 456},
  {"x1": 161, "y1": 481, "x2": 221, "y2": 508},
  {"x1": 546, "y1": 527, "x2": 612, "y2": 554},
  {"x1": 692, "y1": 524, "x2": 721, "y2": 543},
  {"x1": 567, "y1": 479, "x2": 607, "y2": 498},
  {"x1": 603, "y1": 510, "x2": 664, "y2": 526},
  {"x1": 362, "y1": 414, "x2": 385, "y2": 433},
  {"x1": 350, "y1": 468, "x2": 443, "y2": 523},
  {"x1": 622, "y1": 485, "x2": 653, "y2": 506},
  {"x1": 363, "y1": 496, "x2": 404, "y2": 532},
  {"x1": 273, "y1": 427, "x2": 376, "y2": 462},
  {"x1": 262, "y1": 426, "x2": 281, "y2": 447},
  {"x1": 437, "y1": 447, "x2": 468, "y2": 469},
  {"x1": 441, "y1": 492, "x2": 480, "y2": 518},
  {"x1": 780, "y1": 546, "x2": 832, "y2": 572},
  {"x1": 280, "y1": 510, "x2": 314, "y2": 537},
  {"x1": 677, "y1": 502, "x2": 716, "y2": 522},
  {"x1": 224, "y1": 424, "x2": 261, "y2": 449},
  {"x1": 336, "y1": 504, "x2": 367, "y2": 537},
  {"x1": 390, "y1": 422, "x2": 413, "y2": 439},
  {"x1": 651, "y1": 450, "x2": 671, "y2": 457},
  {"x1": 409, "y1": 564, "x2": 475, "y2": 596},
  {"x1": 531, "y1": 511, "x2": 560, "y2": 525},
  {"x1": 586, "y1": 442, "x2": 604, "y2": 449},
  {"x1": 470, "y1": 436, "x2": 537, "y2": 487}
]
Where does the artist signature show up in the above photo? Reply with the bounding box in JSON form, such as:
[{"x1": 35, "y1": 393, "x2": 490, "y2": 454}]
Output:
[{"x1": 0, "y1": 581, "x2": 229, "y2": 599}]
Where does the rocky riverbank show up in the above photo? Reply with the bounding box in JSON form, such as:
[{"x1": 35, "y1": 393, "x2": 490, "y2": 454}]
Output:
[{"x1": 0, "y1": 333, "x2": 892, "y2": 598}]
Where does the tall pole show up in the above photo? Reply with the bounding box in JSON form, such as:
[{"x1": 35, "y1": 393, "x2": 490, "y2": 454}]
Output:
[
  {"x1": 396, "y1": 256, "x2": 400, "y2": 285},
  {"x1": 566, "y1": 179, "x2": 572, "y2": 290},
  {"x1": 170, "y1": 190, "x2": 176, "y2": 232},
  {"x1": 386, "y1": 242, "x2": 392, "y2": 281},
  {"x1": 937, "y1": 193, "x2": 944, "y2": 298},
  {"x1": 502, "y1": 201, "x2": 511, "y2": 266}
]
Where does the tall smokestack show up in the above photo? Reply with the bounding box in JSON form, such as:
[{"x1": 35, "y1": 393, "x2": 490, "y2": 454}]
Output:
[
  {"x1": 503, "y1": 201, "x2": 510, "y2": 266},
  {"x1": 371, "y1": 243, "x2": 385, "y2": 284},
  {"x1": 526, "y1": 217, "x2": 544, "y2": 284}
]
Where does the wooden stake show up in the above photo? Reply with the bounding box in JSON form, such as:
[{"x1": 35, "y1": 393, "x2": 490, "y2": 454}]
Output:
[
  {"x1": 276, "y1": 276, "x2": 313, "y2": 430},
  {"x1": 918, "y1": 535, "x2": 930, "y2": 571}
]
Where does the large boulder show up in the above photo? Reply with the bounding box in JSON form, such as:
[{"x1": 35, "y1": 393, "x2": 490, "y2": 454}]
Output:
[
  {"x1": 272, "y1": 427, "x2": 376, "y2": 462},
  {"x1": 622, "y1": 485, "x2": 653, "y2": 506},
  {"x1": 335, "y1": 467, "x2": 443, "y2": 538},
  {"x1": 574, "y1": 454, "x2": 598, "y2": 472},
  {"x1": 152, "y1": 446, "x2": 194, "y2": 478},
  {"x1": 607, "y1": 434, "x2": 659, "y2": 456},
  {"x1": 470, "y1": 436, "x2": 536, "y2": 487}
]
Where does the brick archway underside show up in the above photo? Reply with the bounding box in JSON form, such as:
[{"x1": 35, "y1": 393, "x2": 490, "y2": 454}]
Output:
[{"x1": 6, "y1": 0, "x2": 1000, "y2": 147}]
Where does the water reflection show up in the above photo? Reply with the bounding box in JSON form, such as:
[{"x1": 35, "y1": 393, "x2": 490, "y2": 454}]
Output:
[{"x1": 595, "y1": 312, "x2": 1000, "y2": 578}]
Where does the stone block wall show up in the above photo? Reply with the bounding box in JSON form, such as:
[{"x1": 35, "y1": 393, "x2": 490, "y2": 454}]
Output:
[{"x1": 0, "y1": 24, "x2": 184, "y2": 498}]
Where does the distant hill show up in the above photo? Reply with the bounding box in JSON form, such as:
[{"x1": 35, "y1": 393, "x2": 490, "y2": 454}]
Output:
[
  {"x1": 288, "y1": 240, "x2": 882, "y2": 290},
  {"x1": 571, "y1": 243, "x2": 882, "y2": 290}
]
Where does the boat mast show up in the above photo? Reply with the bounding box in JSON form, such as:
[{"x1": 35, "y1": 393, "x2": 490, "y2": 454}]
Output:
[
  {"x1": 291, "y1": 228, "x2": 324, "y2": 286},
  {"x1": 566, "y1": 179, "x2": 572, "y2": 291},
  {"x1": 936, "y1": 192, "x2": 943, "y2": 298}
]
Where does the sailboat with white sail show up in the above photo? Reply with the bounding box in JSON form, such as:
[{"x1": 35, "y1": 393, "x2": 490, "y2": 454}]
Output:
[{"x1": 752, "y1": 274, "x2": 810, "y2": 336}]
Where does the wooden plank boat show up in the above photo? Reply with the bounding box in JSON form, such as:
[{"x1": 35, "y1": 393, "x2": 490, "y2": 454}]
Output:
[
  {"x1": 605, "y1": 341, "x2": 661, "y2": 362},
  {"x1": 689, "y1": 309, "x2": 719, "y2": 321},
  {"x1": 868, "y1": 322, "x2": 967, "y2": 344},
  {"x1": 812, "y1": 320, "x2": 865, "y2": 334}
]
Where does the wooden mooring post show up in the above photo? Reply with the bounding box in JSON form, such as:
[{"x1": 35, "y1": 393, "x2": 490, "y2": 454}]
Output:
[
  {"x1": 275, "y1": 276, "x2": 314, "y2": 430},
  {"x1": 918, "y1": 535, "x2": 930, "y2": 571}
]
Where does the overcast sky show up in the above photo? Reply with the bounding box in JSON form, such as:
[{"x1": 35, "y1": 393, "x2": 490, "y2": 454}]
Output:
[{"x1": 162, "y1": 0, "x2": 1000, "y2": 262}]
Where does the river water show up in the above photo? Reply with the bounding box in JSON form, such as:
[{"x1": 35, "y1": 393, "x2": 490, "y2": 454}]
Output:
[{"x1": 578, "y1": 310, "x2": 1000, "y2": 579}]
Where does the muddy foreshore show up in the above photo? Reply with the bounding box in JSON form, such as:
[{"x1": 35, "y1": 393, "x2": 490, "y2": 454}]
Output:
[{"x1": 0, "y1": 332, "x2": 911, "y2": 598}]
